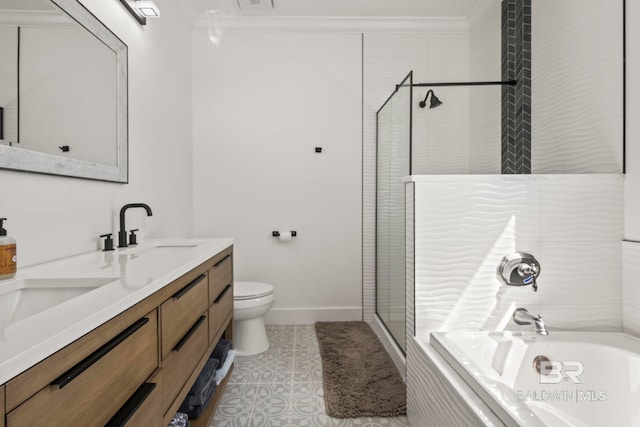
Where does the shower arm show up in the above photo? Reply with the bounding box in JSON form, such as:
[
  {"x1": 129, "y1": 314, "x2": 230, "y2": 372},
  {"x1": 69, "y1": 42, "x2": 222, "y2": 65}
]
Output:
[{"x1": 396, "y1": 80, "x2": 517, "y2": 90}]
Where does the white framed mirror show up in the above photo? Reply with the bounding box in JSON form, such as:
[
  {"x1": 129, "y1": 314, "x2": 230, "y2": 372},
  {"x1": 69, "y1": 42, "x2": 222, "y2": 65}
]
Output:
[{"x1": 0, "y1": 0, "x2": 128, "y2": 183}]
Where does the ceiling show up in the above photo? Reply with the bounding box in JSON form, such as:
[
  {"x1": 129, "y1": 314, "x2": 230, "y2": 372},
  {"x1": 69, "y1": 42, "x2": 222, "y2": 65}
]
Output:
[
  {"x1": 188, "y1": 0, "x2": 483, "y2": 17},
  {"x1": 0, "y1": 0, "x2": 55, "y2": 11}
]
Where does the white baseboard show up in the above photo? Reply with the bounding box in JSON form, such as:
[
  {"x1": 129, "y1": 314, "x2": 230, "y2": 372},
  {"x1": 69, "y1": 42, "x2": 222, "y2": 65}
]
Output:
[{"x1": 264, "y1": 307, "x2": 362, "y2": 325}]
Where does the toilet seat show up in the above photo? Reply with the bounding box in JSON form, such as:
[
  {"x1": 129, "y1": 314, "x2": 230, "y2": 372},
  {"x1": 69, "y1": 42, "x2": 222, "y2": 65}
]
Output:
[{"x1": 234, "y1": 281, "x2": 274, "y2": 301}]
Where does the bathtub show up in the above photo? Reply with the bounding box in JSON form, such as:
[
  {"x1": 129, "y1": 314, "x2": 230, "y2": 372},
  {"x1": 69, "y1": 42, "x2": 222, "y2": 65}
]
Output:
[{"x1": 430, "y1": 331, "x2": 640, "y2": 427}]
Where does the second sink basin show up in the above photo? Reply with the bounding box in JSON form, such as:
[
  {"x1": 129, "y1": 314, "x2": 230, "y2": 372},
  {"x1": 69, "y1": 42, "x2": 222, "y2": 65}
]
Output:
[
  {"x1": 0, "y1": 277, "x2": 118, "y2": 329},
  {"x1": 120, "y1": 240, "x2": 201, "y2": 255}
]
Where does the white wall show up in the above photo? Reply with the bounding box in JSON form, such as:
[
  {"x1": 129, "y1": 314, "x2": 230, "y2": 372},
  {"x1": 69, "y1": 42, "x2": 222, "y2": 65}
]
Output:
[
  {"x1": 468, "y1": 0, "x2": 501, "y2": 174},
  {"x1": 626, "y1": 0, "x2": 640, "y2": 240},
  {"x1": 624, "y1": 0, "x2": 640, "y2": 334},
  {"x1": 363, "y1": 31, "x2": 471, "y2": 176},
  {"x1": 362, "y1": 24, "x2": 471, "y2": 328},
  {"x1": 191, "y1": 31, "x2": 362, "y2": 324},
  {"x1": 0, "y1": 0, "x2": 194, "y2": 268},
  {"x1": 532, "y1": 0, "x2": 624, "y2": 173}
]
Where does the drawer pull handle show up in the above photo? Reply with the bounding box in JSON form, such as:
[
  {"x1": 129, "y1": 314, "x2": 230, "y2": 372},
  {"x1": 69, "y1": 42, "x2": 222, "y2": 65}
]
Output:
[
  {"x1": 52, "y1": 317, "x2": 150, "y2": 389},
  {"x1": 104, "y1": 382, "x2": 156, "y2": 427},
  {"x1": 214, "y1": 254, "x2": 231, "y2": 268},
  {"x1": 213, "y1": 284, "x2": 232, "y2": 304},
  {"x1": 173, "y1": 315, "x2": 206, "y2": 352},
  {"x1": 172, "y1": 274, "x2": 206, "y2": 299}
]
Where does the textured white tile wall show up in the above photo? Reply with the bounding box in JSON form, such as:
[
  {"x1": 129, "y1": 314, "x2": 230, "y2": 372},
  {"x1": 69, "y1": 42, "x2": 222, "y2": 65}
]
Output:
[
  {"x1": 411, "y1": 174, "x2": 623, "y2": 341},
  {"x1": 623, "y1": 242, "x2": 640, "y2": 336},
  {"x1": 406, "y1": 184, "x2": 415, "y2": 338},
  {"x1": 532, "y1": 0, "x2": 624, "y2": 173},
  {"x1": 626, "y1": 0, "x2": 640, "y2": 240},
  {"x1": 362, "y1": 29, "x2": 470, "y2": 324},
  {"x1": 412, "y1": 33, "x2": 470, "y2": 175},
  {"x1": 468, "y1": 0, "x2": 502, "y2": 174},
  {"x1": 406, "y1": 338, "x2": 505, "y2": 427}
]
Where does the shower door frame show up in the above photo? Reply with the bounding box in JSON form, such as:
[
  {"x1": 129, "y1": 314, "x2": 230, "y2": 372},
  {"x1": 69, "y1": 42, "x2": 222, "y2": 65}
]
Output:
[{"x1": 375, "y1": 71, "x2": 412, "y2": 355}]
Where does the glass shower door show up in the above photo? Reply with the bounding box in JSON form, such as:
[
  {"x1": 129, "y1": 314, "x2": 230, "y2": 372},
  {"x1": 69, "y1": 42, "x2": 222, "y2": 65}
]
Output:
[{"x1": 376, "y1": 72, "x2": 411, "y2": 353}]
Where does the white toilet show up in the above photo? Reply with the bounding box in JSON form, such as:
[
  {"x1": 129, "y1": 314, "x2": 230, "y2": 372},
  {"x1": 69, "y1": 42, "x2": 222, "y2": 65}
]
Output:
[{"x1": 233, "y1": 281, "x2": 275, "y2": 356}]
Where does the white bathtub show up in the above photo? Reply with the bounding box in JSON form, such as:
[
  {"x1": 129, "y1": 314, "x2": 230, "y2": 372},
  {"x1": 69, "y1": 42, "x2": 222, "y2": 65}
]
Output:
[{"x1": 431, "y1": 331, "x2": 640, "y2": 427}]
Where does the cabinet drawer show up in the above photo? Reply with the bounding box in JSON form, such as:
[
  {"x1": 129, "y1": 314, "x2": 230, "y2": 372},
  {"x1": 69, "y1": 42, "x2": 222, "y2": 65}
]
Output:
[
  {"x1": 7, "y1": 312, "x2": 158, "y2": 427},
  {"x1": 162, "y1": 313, "x2": 208, "y2": 412},
  {"x1": 106, "y1": 369, "x2": 162, "y2": 427},
  {"x1": 161, "y1": 273, "x2": 208, "y2": 359},
  {"x1": 209, "y1": 284, "x2": 233, "y2": 345},
  {"x1": 209, "y1": 252, "x2": 232, "y2": 305}
]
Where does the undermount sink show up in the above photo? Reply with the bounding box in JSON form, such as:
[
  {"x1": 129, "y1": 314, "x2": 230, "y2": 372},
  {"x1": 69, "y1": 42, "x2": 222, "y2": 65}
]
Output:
[
  {"x1": 0, "y1": 277, "x2": 118, "y2": 329},
  {"x1": 120, "y1": 241, "x2": 200, "y2": 255}
]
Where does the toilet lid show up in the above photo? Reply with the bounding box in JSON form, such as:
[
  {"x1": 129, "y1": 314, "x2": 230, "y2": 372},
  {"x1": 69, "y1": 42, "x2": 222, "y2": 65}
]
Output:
[{"x1": 234, "y1": 281, "x2": 274, "y2": 300}]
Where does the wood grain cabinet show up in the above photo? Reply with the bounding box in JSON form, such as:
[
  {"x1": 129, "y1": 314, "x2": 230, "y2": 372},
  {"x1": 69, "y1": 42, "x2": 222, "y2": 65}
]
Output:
[
  {"x1": 1, "y1": 385, "x2": 5, "y2": 427},
  {"x1": 161, "y1": 313, "x2": 209, "y2": 412},
  {"x1": 209, "y1": 285, "x2": 233, "y2": 345},
  {"x1": 107, "y1": 369, "x2": 163, "y2": 427},
  {"x1": 7, "y1": 311, "x2": 158, "y2": 427},
  {"x1": 1, "y1": 246, "x2": 234, "y2": 427},
  {"x1": 209, "y1": 252, "x2": 233, "y2": 305},
  {"x1": 161, "y1": 273, "x2": 209, "y2": 359}
]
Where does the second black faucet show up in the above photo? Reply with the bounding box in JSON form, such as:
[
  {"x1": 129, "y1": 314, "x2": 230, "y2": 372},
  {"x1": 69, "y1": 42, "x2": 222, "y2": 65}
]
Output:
[{"x1": 118, "y1": 203, "x2": 153, "y2": 248}]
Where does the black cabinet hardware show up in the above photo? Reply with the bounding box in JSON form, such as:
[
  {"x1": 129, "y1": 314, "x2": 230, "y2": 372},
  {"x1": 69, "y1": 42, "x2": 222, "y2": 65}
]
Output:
[
  {"x1": 104, "y1": 382, "x2": 156, "y2": 427},
  {"x1": 213, "y1": 254, "x2": 231, "y2": 268},
  {"x1": 51, "y1": 317, "x2": 149, "y2": 389},
  {"x1": 173, "y1": 316, "x2": 206, "y2": 352},
  {"x1": 172, "y1": 274, "x2": 206, "y2": 299},
  {"x1": 213, "y1": 284, "x2": 232, "y2": 305}
]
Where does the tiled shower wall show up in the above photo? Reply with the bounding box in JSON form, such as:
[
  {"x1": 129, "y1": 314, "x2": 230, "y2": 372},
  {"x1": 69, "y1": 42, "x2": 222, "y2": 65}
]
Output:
[
  {"x1": 410, "y1": 174, "x2": 623, "y2": 342},
  {"x1": 501, "y1": 0, "x2": 623, "y2": 174},
  {"x1": 362, "y1": 26, "x2": 470, "y2": 323},
  {"x1": 531, "y1": 0, "x2": 624, "y2": 173},
  {"x1": 623, "y1": 242, "x2": 640, "y2": 336},
  {"x1": 501, "y1": 0, "x2": 532, "y2": 174}
]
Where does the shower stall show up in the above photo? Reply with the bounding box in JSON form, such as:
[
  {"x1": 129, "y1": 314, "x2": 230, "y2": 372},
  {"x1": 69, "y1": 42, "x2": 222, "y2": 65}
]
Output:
[
  {"x1": 375, "y1": 70, "x2": 512, "y2": 352},
  {"x1": 371, "y1": 1, "x2": 624, "y2": 424},
  {"x1": 375, "y1": 72, "x2": 412, "y2": 353}
]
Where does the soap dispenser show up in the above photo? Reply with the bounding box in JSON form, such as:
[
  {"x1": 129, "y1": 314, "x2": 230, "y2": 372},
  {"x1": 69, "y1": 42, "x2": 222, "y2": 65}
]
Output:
[{"x1": 0, "y1": 218, "x2": 17, "y2": 279}]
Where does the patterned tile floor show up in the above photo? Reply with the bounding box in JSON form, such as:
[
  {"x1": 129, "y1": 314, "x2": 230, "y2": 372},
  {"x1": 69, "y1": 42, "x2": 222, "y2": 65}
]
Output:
[{"x1": 211, "y1": 325, "x2": 410, "y2": 427}]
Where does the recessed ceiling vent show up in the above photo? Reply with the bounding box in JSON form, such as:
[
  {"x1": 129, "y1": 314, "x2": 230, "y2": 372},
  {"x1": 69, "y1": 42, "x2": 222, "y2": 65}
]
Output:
[{"x1": 235, "y1": 0, "x2": 276, "y2": 11}]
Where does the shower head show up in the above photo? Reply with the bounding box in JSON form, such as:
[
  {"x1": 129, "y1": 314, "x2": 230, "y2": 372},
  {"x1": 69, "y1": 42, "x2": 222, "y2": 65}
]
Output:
[{"x1": 418, "y1": 89, "x2": 443, "y2": 109}]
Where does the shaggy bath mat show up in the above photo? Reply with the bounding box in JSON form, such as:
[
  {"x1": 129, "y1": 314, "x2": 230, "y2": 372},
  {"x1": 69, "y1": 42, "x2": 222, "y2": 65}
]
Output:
[{"x1": 315, "y1": 321, "x2": 406, "y2": 418}]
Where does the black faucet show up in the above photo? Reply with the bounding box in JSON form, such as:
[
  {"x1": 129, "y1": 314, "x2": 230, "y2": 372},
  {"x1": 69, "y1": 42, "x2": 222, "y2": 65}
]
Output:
[{"x1": 118, "y1": 203, "x2": 153, "y2": 248}]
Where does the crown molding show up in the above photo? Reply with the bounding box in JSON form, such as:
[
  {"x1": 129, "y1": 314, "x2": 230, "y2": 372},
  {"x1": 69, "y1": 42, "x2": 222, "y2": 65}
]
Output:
[{"x1": 194, "y1": 15, "x2": 469, "y2": 34}]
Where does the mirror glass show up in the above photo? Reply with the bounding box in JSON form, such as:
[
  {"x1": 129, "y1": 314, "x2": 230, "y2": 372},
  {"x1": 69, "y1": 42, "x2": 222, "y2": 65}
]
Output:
[{"x1": 0, "y1": 0, "x2": 128, "y2": 183}]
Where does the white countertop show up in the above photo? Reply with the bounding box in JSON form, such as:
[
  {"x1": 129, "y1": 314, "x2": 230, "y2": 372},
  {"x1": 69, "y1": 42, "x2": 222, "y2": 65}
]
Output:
[{"x1": 0, "y1": 238, "x2": 233, "y2": 385}]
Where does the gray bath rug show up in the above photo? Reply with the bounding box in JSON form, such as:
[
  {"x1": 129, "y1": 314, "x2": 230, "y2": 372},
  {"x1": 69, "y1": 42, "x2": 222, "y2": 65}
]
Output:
[{"x1": 315, "y1": 321, "x2": 406, "y2": 418}]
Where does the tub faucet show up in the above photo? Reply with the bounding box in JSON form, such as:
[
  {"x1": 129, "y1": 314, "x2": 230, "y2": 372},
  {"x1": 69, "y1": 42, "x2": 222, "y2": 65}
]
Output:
[
  {"x1": 118, "y1": 203, "x2": 153, "y2": 248},
  {"x1": 513, "y1": 307, "x2": 548, "y2": 336}
]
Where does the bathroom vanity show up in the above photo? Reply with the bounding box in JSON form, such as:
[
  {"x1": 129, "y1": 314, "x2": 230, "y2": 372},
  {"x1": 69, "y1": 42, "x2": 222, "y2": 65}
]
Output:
[{"x1": 0, "y1": 238, "x2": 234, "y2": 426}]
